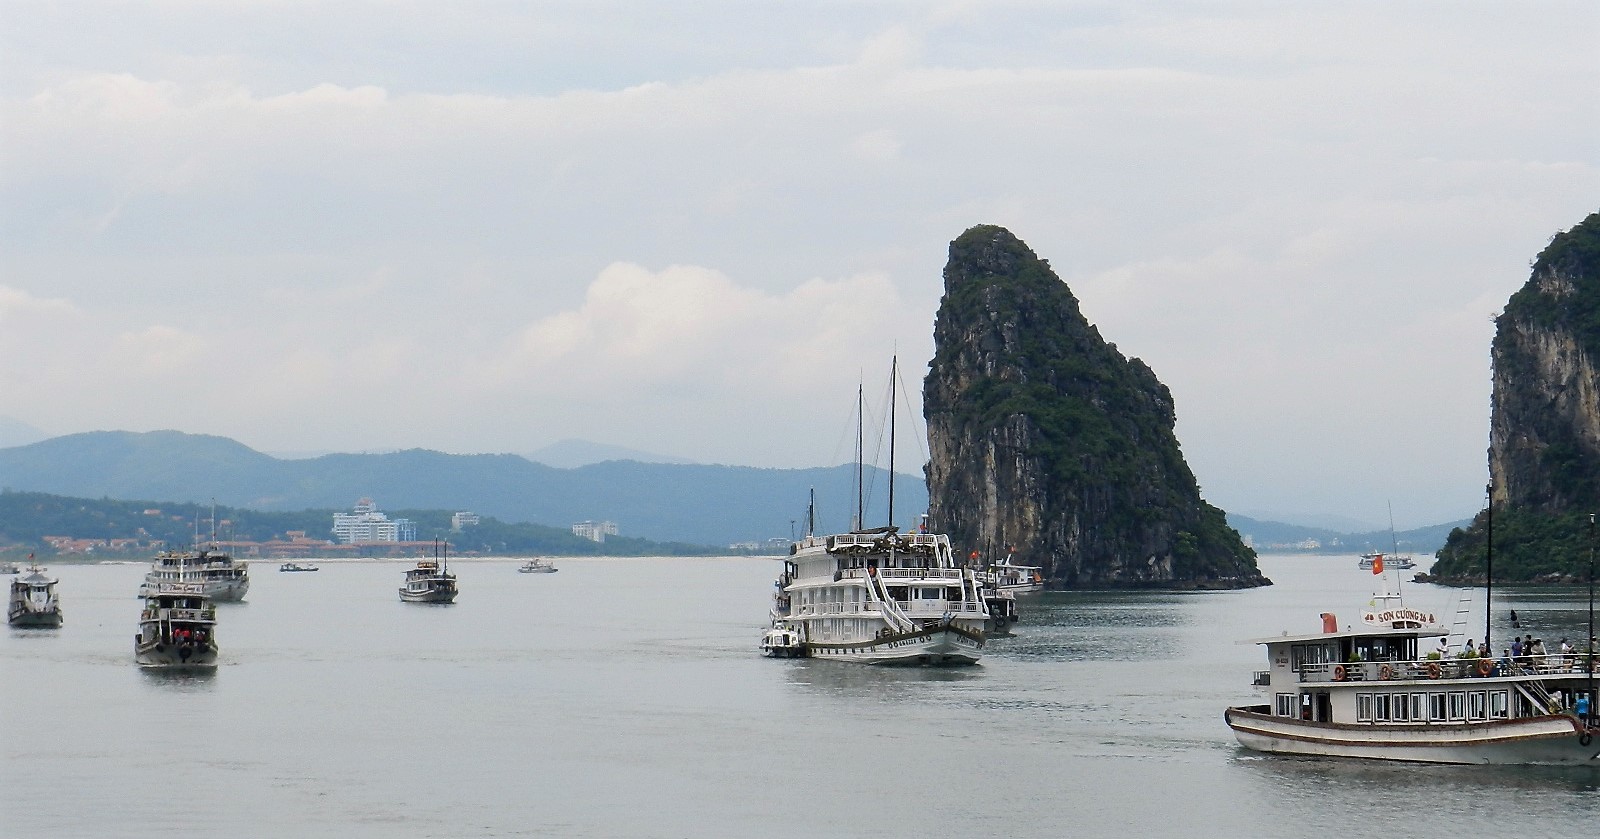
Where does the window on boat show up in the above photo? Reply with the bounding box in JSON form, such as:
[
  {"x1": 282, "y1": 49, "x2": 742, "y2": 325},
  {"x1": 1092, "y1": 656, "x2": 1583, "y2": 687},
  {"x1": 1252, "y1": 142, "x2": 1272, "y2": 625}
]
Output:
[
  {"x1": 1428, "y1": 693, "x2": 1447, "y2": 722},
  {"x1": 1392, "y1": 694, "x2": 1410, "y2": 722},
  {"x1": 1448, "y1": 691, "x2": 1466, "y2": 721},
  {"x1": 1469, "y1": 691, "x2": 1487, "y2": 721},
  {"x1": 1489, "y1": 691, "x2": 1508, "y2": 719},
  {"x1": 1374, "y1": 694, "x2": 1392, "y2": 722},
  {"x1": 1276, "y1": 693, "x2": 1296, "y2": 717},
  {"x1": 1356, "y1": 693, "x2": 1374, "y2": 722},
  {"x1": 1290, "y1": 643, "x2": 1337, "y2": 671}
]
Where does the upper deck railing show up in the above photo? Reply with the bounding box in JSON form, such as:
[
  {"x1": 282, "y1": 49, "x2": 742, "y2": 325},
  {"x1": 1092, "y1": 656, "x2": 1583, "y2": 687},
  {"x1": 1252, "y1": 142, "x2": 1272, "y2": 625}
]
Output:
[{"x1": 1298, "y1": 653, "x2": 1599, "y2": 683}]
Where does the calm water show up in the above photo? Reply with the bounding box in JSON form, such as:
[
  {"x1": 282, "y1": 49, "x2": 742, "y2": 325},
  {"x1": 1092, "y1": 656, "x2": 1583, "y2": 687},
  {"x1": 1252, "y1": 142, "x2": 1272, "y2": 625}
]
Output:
[{"x1": 4, "y1": 555, "x2": 1599, "y2": 838}]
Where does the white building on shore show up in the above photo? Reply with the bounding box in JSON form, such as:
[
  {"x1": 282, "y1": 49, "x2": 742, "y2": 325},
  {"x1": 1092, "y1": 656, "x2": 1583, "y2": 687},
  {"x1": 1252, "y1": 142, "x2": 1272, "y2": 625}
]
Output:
[
  {"x1": 572, "y1": 520, "x2": 618, "y2": 542},
  {"x1": 333, "y1": 498, "x2": 417, "y2": 544}
]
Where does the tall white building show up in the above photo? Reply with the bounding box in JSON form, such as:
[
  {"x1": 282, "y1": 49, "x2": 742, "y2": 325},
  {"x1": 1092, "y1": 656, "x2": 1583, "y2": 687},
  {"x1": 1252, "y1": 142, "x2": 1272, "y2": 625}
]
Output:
[
  {"x1": 572, "y1": 520, "x2": 618, "y2": 543},
  {"x1": 333, "y1": 498, "x2": 417, "y2": 544},
  {"x1": 451, "y1": 512, "x2": 480, "y2": 531}
]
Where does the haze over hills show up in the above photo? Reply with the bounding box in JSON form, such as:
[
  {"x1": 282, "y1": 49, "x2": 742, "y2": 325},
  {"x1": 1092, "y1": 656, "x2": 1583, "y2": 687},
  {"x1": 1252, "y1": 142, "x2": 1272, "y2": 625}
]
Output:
[
  {"x1": 524, "y1": 439, "x2": 696, "y2": 469},
  {"x1": 0, "y1": 431, "x2": 925, "y2": 547}
]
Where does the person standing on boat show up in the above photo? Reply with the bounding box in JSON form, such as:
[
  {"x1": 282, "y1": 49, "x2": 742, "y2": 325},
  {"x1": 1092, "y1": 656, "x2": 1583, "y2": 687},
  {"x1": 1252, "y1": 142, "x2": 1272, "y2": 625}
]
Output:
[
  {"x1": 1512, "y1": 637, "x2": 1524, "y2": 660},
  {"x1": 1435, "y1": 637, "x2": 1450, "y2": 658}
]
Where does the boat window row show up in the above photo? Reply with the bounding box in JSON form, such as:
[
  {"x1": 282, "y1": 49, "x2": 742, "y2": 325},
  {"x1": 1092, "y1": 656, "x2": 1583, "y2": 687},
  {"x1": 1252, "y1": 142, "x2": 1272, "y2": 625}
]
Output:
[{"x1": 1346, "y1": 690, "x2": 1508, "y2": 722}]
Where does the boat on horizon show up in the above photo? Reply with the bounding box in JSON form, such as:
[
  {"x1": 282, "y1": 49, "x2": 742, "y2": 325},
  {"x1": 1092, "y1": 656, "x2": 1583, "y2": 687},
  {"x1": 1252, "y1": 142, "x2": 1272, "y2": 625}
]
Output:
[
  {"x1": 135, "y1": 582, "x2": 218, "y2": 668},
  {"x1": 400, "y1": 542, "x2": 458, "y2": 603},
  {"x1": 1358, "y1": 552, "x2": 1416, "y2": 571},
  {"x1": 8, "y1": 565, "x2": 63, "y2": 628},
  {"x1": 279, "y1": 562, "x2": 320, "y2": 572},
  {"x1": 139, "y1": 547, "x2": 250, "y2": 601},
  {"x1": 517, "y1": 558, "x2": 558, "y2": 574}
]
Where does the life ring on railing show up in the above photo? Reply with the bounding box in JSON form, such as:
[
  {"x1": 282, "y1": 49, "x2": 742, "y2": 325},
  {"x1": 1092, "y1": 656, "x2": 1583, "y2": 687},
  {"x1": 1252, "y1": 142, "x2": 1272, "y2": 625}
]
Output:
[
  {"x1": 1477, "y1": 658, "x2": 1494, "y2": 677},
  {"x1": 1379, "y1": 664, "x2": 1395, "y2": 680},
  {"x1": 1427, "y1": 662, "x2": 1442, "y2": 680},
  {"x1": 1332, "y1": 665, "x2": 1347, "y2": 681}
]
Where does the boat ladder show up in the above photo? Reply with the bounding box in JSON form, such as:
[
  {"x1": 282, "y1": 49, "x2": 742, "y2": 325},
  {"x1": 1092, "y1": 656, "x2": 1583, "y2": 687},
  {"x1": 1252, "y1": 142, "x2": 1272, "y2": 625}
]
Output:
[{"x1": 1448, "y1": 588, "x2": 1476, "y2": 650}]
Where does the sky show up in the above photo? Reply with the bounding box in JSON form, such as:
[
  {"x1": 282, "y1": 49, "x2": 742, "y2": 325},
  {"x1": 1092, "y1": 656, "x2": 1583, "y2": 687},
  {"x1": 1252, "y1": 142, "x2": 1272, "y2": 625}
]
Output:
[{"x1": 1, "y1": 2, "x2": 1596, "y2": 530}]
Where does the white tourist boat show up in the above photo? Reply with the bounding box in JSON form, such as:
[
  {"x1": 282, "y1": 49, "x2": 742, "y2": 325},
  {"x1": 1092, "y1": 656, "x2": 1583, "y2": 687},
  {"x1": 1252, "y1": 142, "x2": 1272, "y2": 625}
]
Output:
[
  {"x1": 1358, "y1": 552, "x2": 1416, "y2": 571},
  {"x1": 279, "y1": 562, "x2": 320, "y2": 572},
  {"x1": 770, "y1": 527, "x2": 988, "y2": 665},
  {"x1": 135, "y1": 583, "x2": 218, "y2": 667},
  {"x1": 2, "y1": 561, "x2": 20, "y2": 574},
  {"x1": 400, "y1": 543, "x2": 458, "y2": 603},
  {"x1": 517, "y1": 558, "x2": 558, "y2": 574},
  {"x1": 8, "y1": 565, "x2": 63, "y2": 628},
  {"x1": 139, "y1": 548, "x2": 250, "y2": 601},
  {"x1": 976, "y1": 556, "x2": 1045, "y2": 595},
  {"x1": 1225, "y1": 575, "x2": 1599, "y2": 765}
]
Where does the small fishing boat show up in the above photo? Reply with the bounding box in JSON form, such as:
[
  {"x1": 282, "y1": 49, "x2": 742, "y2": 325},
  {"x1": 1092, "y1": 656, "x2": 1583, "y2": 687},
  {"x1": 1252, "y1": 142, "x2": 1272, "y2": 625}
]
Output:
[
  {"x1": 279, "y1": 562, "x2": 320, "y2": 572},
  {"x1": 517, "y1": 558, "x2": 558, "y2": 574},
  {"x1": 135, "y1": 583, "x2": 218, "y2": 667},
  {"x1": 400, "y1": 542, "x2": 458, "y2": 603},
  {"x1": 8, "y1": 565, "x2": 63, "y2": 628},
  {"x1": 759, "y1": 622, "x2": 807, "y2": 658}
]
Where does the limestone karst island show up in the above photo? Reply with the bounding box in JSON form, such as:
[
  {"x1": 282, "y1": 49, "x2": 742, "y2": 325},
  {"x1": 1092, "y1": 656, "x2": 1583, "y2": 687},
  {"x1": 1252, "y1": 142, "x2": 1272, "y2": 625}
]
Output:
[{"x1": 924, "y1": 224, "x2": 1269, "y2": 590}]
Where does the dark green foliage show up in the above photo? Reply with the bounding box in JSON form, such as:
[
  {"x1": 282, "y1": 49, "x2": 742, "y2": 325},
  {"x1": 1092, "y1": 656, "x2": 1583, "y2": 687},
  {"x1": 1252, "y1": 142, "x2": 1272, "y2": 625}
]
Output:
[{"x1": 1433, "y1": 507, "x2": 1600, "y2": 583}]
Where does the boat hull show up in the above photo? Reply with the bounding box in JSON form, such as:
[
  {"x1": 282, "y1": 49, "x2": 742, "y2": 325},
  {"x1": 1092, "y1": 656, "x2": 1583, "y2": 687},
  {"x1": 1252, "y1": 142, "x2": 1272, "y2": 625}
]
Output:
[
  {"x1": 805, "y1": 622, "x2": 985, "y2": 666},
  {"x1": 1225, "y1": 706, "x2": 1600, "y2": 766},
  {"x1": 140, "y1": 577, "x2": 249, "y2": 602},
  {"x1": 135, "y1": 640, "x2": 218, "y2": 668},
  {"x1": 9, "y1": 607, "x2": 63, "y2": 628},
  {"x1": 399, "y1": 587, "x2": 458, "y2": 603}
]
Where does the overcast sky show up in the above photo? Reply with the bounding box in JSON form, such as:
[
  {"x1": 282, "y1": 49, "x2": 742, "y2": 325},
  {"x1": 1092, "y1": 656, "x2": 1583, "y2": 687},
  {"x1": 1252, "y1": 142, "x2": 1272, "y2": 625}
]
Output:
[{"x1": 2, "y1": 2, "x2": 1596, "y2": 529}]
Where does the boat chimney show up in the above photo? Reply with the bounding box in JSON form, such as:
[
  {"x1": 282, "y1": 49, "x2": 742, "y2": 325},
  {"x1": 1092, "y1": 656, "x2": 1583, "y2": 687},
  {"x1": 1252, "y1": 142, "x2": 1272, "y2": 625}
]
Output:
[{"x1": 1321, "y1": 613, "x2": 1338, "y2": 634}]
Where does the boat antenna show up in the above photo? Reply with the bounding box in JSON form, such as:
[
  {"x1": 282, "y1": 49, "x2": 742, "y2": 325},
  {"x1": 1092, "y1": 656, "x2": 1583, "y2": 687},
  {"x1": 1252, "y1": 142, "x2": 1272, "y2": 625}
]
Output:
[
  {"x1": 1484, "y1": 482, "x2": 1494, "y2": 655},
  {"x1": 887, "y1": 354, "x2": 896, "y2": 531},
  {"x1": 807, "y1": 487, "x2": 815, "y2": 539},
  {"x1": 1588, "y1": 512, "x2": 1595, "y2": 730}
]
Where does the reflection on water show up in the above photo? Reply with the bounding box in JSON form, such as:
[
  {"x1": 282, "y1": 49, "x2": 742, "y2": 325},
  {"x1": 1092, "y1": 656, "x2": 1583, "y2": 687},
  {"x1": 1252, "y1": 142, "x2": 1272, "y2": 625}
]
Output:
[
  {"x1": 783, "y1": 656, "x2": 982, "y2": 700},
  {"x1": 138, "y1": 666, "x2": 218, "y2": 691}
]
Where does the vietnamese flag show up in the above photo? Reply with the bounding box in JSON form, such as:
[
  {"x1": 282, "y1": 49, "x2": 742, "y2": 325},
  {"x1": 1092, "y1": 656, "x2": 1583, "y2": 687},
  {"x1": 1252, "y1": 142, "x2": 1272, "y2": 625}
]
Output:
[{"x1": 1372, "y1": 554, "x2": 1385, "y2": 575}]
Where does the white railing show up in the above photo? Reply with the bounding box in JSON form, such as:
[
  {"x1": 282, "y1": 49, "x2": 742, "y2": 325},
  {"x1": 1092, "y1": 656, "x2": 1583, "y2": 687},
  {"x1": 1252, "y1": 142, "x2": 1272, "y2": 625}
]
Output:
[{"x1": 1300, "y1": 653, "x2": 1600, "y2": 683}]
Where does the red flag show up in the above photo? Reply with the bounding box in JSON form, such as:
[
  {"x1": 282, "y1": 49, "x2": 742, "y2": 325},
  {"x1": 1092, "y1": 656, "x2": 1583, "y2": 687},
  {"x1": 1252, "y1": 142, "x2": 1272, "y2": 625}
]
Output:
[{"x1": 1371, "y1": 554, "x2": 1384, "y2": 575}]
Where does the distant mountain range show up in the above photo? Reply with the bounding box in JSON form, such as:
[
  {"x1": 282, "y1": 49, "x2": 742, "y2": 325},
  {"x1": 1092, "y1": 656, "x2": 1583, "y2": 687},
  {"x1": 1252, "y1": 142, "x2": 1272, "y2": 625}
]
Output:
[
  {"x1": 0, "y1": 431, "x2": 924, "y2": 547},
  {"x1": 1226, "y1": 514, "x2": 1468, "y2": 556}
]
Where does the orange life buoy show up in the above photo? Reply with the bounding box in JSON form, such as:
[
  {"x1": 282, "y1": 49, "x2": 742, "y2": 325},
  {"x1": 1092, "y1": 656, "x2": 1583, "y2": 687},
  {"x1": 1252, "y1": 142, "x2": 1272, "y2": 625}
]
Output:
[
  {"x1": 1379, "y1": 664, "x2": 1395, "y2": 680},
  {"x1": 1427, "y1": 662, "x2": 1442, "y2": 679},
  {"x1": 1477, "y1": 658, "x2": 1494, "y2": 677},
  {"x1": 1332, "y1": 664, "x2": 1347, "y2": 681}
]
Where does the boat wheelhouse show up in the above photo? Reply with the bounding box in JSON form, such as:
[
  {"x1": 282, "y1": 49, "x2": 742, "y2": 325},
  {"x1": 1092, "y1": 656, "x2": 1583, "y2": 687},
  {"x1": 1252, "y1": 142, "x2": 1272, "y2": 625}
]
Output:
[
  {"x1": 772, "y1": 527, "x2": 987, "y2": 665},
  {"x1": 135, "y1": 583, "x2": 218, "y2": 667},
  {"x1": 8, "y1": 565, "x2": 63, "y2": 628},
  {"x1": 140, "y1": 548, "x2": 250, "y2": 601},
  {"x1": 1225, "y1": 584, "x2": 1599, "y2": 765}
]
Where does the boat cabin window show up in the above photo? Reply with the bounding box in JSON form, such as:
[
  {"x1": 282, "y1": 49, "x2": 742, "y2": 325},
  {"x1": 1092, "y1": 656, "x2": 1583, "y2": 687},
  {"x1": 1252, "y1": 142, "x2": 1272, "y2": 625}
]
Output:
[
  {"x1": 1448, "y1": 691, "x2": 1466, "y2": 721},
  {"x1": 1290, "y1": 643, "x2": 1337, "y2": 671},
  {"x1": 1275, "y1": 693, "x2": 1295, "y2": 716},
  {"x1": 1356, "y1": 694, "x2": 1373, "y2": 722},
  {"x1": 1374, "y1": 694, "x2": 1391, "y2": 722},
  {"x1": 1469, "y1": 691, "x2": 1487, "y2": 721},
  {"x1": 1348, "y1": 637, "x2": 1414, "y2": 662},
  {"x1": 1490, "y1": 691, "x2": 1509, "y2": 719},
  {"x1": 1429, "y1": 693, "x2": 1447, "y2": 722}
]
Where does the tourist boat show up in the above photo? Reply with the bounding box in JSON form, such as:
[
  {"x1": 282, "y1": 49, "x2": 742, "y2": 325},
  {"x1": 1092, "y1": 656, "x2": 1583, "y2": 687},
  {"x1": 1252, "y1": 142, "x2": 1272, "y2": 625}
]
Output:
[
  {"x1": 135, "y1": 582, "x2": 218, "y2": 667},
  {"x1": 400, "y1": 543, "x2": 458, "y2": 603},
  {"x1": 1, "y1": 561, "x2": 20, "y2": 574},
  {"x1": 771, "y1": 526, "x2": 988, "y2": 665},
  {"x1": 139, "y1": 548, "x2": 250, "y2": 601},
  {"x1": 8, "y1": 565, "x2": 63, "y2": 628},
  {"x1": 1225, "y1": 569, "x2": 1599, "y2": 765},
  {"x1": 981, "y1": 585, "x2": 1019, "y2": 636},
  {"x1": 1358, "y1": 552, "x2": 1416, "y2": 571},
  {"x1": 975, "y1": 556, "x2": 1045, "y2": 595},
  {"x1": 279, "y1": 562, "x2": 320, "y2": 572},
  {"x1": 759, "y1": 622, "x2": 807, "y2": 658},
  {"x1": 517, "y1": 558, "x2": 558, "y2": 574}
]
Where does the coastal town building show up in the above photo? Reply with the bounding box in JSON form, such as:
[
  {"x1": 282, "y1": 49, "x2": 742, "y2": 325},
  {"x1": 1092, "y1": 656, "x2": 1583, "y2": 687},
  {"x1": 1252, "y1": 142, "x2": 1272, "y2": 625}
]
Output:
[
  {"x1": 451, "y1": 511, "x2": 480, "y2": 531},
  {"x1": 333, "y1": 498, "x2": 417, "y2": 544},
  {"x1": 572, "y1": 520, "x2": 618, "y2": 542}
]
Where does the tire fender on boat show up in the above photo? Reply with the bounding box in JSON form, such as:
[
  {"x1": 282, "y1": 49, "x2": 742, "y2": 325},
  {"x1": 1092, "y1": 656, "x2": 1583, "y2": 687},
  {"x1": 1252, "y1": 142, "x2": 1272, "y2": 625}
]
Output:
[
  {"x1": 1477, "y1": 658, "x2": 1494, "y2": 677},
  {"x1": 1379, "y1": 664, "x2": 1394, "y2": 680}
]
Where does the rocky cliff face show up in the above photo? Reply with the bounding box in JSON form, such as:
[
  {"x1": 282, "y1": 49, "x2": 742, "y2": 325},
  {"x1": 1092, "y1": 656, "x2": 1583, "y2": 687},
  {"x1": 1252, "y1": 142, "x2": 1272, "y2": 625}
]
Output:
[
  {"x1": 923, "y1": 225, "x2": 1267, "y2": 589},
  {"x1": 1490, "y1": 211, "x2": 1600, "y2": 513}
]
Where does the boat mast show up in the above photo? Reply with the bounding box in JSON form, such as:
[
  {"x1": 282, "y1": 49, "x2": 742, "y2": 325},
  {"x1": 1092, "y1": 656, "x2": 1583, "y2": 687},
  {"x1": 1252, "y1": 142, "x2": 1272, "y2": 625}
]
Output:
[
  {"x1": 887, "y1": 355, "x2": 896, "y2": 530},
  {"x1": 855, "y1": 380, "x2": 865, "y2": 532},
  {"x1": 1484, "y1": 482, "x2": 1494, "y2": 655},
  {"x1": 1588, "y1": 512, "x2": 1595, "y2": 730}
]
